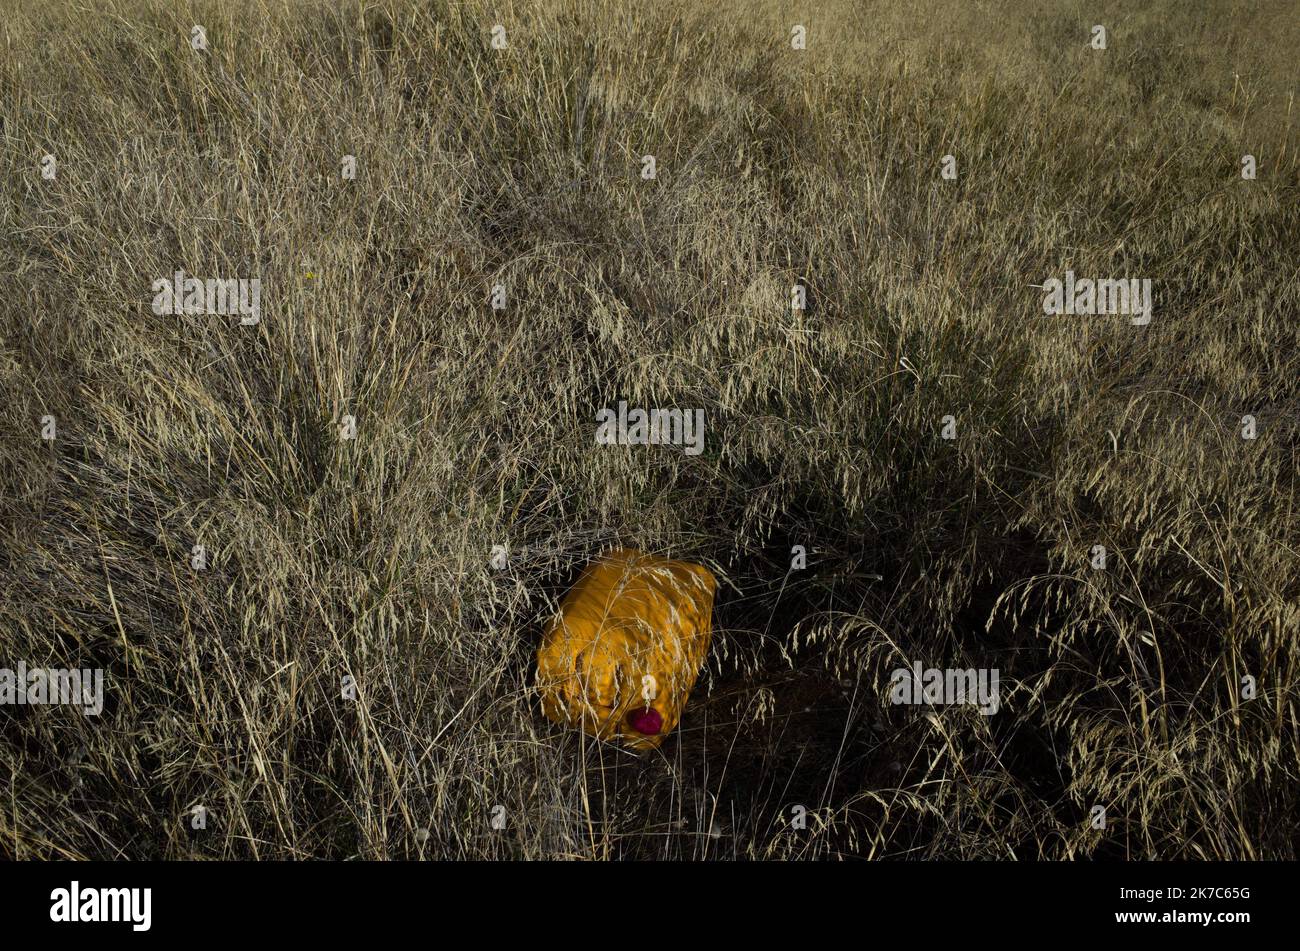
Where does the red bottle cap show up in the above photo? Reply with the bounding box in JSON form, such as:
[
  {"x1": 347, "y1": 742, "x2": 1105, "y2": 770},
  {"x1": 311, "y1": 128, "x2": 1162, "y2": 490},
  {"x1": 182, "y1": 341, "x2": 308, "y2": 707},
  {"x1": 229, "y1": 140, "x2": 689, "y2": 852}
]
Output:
[{"x1": 627, "y1": 707, "x2": 663, "y2": 735}]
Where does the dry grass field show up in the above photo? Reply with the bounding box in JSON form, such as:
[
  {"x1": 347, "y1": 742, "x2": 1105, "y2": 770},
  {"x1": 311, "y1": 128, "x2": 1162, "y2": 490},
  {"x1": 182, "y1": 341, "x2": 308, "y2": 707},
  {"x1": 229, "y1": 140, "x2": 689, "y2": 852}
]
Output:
[{"x1": 1, "y1": 0, "x2": 1297, "y2": 859}]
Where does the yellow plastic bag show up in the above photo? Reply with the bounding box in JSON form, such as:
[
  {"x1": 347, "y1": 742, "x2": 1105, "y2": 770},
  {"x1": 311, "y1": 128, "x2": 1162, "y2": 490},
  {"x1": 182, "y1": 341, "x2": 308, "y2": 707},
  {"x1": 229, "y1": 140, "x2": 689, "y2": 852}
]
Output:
[{"x1": 536, "y1": 549, "x2": 716, "y2": 751}]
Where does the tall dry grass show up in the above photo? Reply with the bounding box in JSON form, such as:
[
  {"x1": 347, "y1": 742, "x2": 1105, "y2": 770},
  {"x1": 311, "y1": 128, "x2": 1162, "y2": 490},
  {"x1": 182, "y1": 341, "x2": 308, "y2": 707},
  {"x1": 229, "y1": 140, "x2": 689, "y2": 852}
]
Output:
[{"x1": 1, "y1": 0, "x2": 1297, "y2": 858}]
